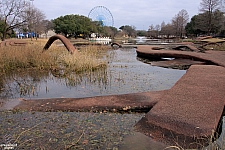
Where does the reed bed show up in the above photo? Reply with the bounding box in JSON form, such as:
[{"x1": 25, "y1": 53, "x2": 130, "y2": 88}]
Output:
[
  {"x1": 60, "y1": 45, "x2": 108, "y2": 73},
  {"x1": 0, "y1": 39, "x2": 108, "y2": 74}
]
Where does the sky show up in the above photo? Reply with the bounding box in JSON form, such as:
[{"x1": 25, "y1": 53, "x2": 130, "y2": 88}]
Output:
[{"x1": 32, "y1": 0, "x2": 202, "y2": 30}]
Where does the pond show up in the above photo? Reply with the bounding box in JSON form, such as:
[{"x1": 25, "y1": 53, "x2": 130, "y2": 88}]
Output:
[
  {"x1": 0, "y1": 47, "x2": 186, "y2": 99},
  {"x1": 0, "y1": 47, "x2": 192, "y2": 149}
]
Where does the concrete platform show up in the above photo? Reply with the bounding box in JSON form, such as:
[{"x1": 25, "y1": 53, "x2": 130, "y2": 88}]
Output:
[
  {"x1": 135, "y1": 65, "x2": 225, "y2": 148},
  {"x1": 12, "y1": 91, "x2": 164, "y2": 112},
  {"x1": 136, "y1": 45, "x2": 225, "y2": 67}
]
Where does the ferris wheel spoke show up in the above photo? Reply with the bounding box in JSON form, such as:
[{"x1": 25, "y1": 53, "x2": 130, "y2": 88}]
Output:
[{"x1": 88, "y1": 6, "x2": 114, "y2": 27}]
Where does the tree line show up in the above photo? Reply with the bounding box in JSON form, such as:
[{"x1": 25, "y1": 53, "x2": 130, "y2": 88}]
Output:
[
  {"x1": 0, "y1": 0, "x2": 117, "y2": 41},
  {"x1": 0, "y1": 0, "x2": 225, "y2": 41},
  {"x1": 52, "y1": 14, "x2": 118, "y2": 38},
  {"x1": 147, "y1": 0, "x2": 225, "y2": 39}
]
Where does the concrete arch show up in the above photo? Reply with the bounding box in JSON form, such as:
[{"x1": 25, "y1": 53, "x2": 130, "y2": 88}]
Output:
[
  {"x1": 111, "y1": 42, "x2": 122, "y2": 48},
  {"x1": 43, "y1": 34, "x2": 78, "y2": 54}
]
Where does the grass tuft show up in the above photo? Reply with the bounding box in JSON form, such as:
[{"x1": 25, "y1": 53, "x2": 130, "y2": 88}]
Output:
[{"x1": 59, "y1": 45, "x2": 108, "y2": 73}]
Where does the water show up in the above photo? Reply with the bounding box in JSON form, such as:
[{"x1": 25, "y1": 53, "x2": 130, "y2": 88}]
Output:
[{"x1": 0, "y1": 48, "x2": 186, "y2": 99}]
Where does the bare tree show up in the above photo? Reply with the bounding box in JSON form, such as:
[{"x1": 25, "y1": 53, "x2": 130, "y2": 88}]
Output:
[
  {"x1": 199, "y1": 0, "x2": 221, "y2": 35},
  {"x1": 147, "y1": 24, "x2": 161, "y2": 38},
  {"x1": 21, "y1": 3, "x2": 46, "y2": 40},
  {"x1": 31, "y1": 7, "x2": 46, "y2": 40},
  {"x1": 172, "y1": 9, "x2": 189, "y2": 38},
  {"x1": 161, "y1": 21, "x2": 166, "y2": 29},
  {"x1": 155, "y1": 24, "x2": 161, "y2": 38},
  {"x1": 0, "y1": 0, "x2": 46, "y2": 41},
  {"x1": 148, "y1": 24, "x2": 155, "y2": 38},
  {"x1": 161, "y1": 23, "x2": 175, "y2": 39},
  {"x1": 0, "y1": 0, "x2": 30, "y2": 40},
  {"x1": 42, "y1": 20, "x2": 54, "y2": 38},
  {"x1": 102, "y1": 26, "x2": 118, "y2": 38}
]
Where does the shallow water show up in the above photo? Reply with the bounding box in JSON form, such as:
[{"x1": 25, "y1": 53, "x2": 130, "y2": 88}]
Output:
[
  {"x1": 0, "y1": 47, "x2": 189, "y2": 149},
  {"x1": 0, "y1": 47, "x2": 224, "y2": 149},
  {"x1": 0, "y1": 111, "x2": 146, "y2": 149},
  {"x1": 0, "y1": 48, "x2": 186, "y2": 99}
]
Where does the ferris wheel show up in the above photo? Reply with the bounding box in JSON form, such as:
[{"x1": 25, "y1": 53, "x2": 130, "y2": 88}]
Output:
[{"x1": 88, "y1": 6, "x2": 114, "y2": 27}]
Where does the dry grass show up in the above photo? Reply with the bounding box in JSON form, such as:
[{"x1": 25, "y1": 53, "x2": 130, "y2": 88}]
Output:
[
  {"x1": 203, "y1": 42, "x2": 225, "y2": 51},
  {"x1": 0, "y1": 39, "x2": 108, "y2": 73},
  {"x1": 201, "y1": 38, "x2": 225, "y2": 43},
  {"x1": 199, "y1": 38, "x2": 225, "y2": 51},
  {"x1": 0, "y1": 42, "x2": 55, "y2": 72},
  {"x1": 59, "y1": 45, "x2": 108, "y2": 73}
]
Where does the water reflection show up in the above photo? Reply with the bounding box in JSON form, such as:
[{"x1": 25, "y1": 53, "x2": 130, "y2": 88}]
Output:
[
  {"x1": 120, "y1": 37, "x2": 178, "y2": 45},
  {"x1": 0, "y1": 70, "x2": 49, "y2": 98},
  {"x1": 134, "y1": 36, "x2": 148, "y2": 44},
  {"x1": 0, "y1": 48, "x2": 186, "y2": 99}
]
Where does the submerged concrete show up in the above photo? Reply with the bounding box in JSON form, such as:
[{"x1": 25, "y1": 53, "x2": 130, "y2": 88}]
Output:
[{"x1": 12, "y1": 91, "x2": 163, "y2": 112}]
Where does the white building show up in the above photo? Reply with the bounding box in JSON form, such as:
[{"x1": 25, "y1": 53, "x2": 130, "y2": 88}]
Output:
[{"x1": 40, "y1": 30, "x2": 56, "y2": 38}]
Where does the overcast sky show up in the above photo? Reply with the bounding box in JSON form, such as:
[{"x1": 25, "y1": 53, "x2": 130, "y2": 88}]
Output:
[{"x1": 32, "y1": 0, "x2": 202, "y2": 30}]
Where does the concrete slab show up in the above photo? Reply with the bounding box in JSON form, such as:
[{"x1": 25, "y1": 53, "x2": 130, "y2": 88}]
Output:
[
  {"x1": 137, "y1": 45, "x2": 225, "y2": 67},
  {"x1": 12, "y1": 91, "x2": 164, "y2": 112},
  {"x1": 135, "y1": 65, "x2": 225, "y2": 149}
]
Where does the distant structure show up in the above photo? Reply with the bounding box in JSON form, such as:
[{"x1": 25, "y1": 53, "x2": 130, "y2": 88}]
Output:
[
  {"x1": 40, "y1": 30, "x2": 56, "y2": 39},
  {"x1": 88, "y1": 6, "x2": 114, "y2": 27}
]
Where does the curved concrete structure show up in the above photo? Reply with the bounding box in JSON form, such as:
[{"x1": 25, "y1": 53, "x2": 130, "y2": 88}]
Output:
[
  {"x1": 111, "y1": 42, "x2": 122, "y2": 48},
  {"x1": 172, "y1": 45, "x2": 200, "y2": 52},
  {"x1": 0, "y1": 40, "x2": 27, "y2": 47},
  {"x1": 136, "y1": 45, "x2": 225, "y2": 67},
  {"x1": 43, "y1": 34, "x2": 78, "y2": 54}
]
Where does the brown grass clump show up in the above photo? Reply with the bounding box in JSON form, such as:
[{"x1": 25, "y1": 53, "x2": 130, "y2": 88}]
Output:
[
  {"x1": 203, "y1": 42, "x2": 225, "y2": 51},
  {"x1": 0, "y1": 39, "x2": 108, "y2": 73},
  {"x1": 56, "y1": 44, "x2": 108, "y2": 73},
  {"x1": 0, "y1": 41, "x2": 56, "y2": 72}
]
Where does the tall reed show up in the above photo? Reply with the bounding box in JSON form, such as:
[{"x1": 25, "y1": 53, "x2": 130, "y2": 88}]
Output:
[
  {"x1": 0, "y1": 40, "x2": 108, "y2": 73},
  {"x1": 60, "y1": 45, "x2": 108, "y2": 73},
  {"x1": 0, "y1": 42, "x2": 57, "y2": 72}
]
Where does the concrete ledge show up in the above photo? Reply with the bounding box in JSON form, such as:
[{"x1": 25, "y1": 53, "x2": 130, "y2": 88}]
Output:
[{"x1": 13, "y1": 91, "x2": 164, "y2": 112}]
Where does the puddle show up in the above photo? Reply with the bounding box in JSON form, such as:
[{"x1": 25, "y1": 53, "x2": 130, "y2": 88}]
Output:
[
  {"x1": 119, "y1": 131, "x2": 172, "y2": 150},
  {"x1": 0, "y1": 99, "x2": 21, "y2": 111}
]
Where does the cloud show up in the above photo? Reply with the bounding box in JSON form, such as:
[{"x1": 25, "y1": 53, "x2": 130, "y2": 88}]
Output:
[{"x1": 33, "y1": 0, "x2": 201, "y2": 30}]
